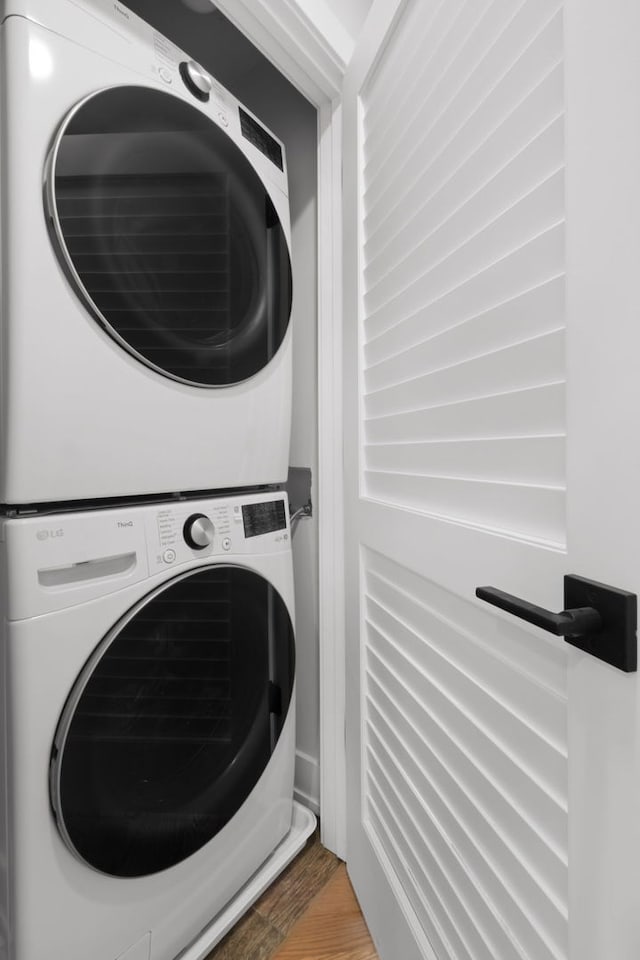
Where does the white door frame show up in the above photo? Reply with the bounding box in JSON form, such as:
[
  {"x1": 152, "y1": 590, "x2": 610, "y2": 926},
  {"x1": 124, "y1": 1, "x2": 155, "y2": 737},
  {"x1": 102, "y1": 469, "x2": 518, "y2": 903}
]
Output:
[{"x1": 214, "y1": 0, "x2": 349, "y2": 857}]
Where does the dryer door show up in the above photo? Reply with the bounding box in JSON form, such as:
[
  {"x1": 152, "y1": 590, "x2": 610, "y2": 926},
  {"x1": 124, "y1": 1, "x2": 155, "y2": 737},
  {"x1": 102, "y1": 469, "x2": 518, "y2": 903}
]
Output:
[
  {"x1": 45, "y1": 86, "x2": 292, "y2": 386},
  {"x1": 50, "y1": 566, "x2": 295, "y2": 878}
]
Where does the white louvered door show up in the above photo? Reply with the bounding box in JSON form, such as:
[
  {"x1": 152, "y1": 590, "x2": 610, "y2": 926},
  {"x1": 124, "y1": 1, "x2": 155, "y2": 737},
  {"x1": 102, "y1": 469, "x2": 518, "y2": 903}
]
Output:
[{"x1": 342, "y1": 2, "x2": 640, "y2": 960}]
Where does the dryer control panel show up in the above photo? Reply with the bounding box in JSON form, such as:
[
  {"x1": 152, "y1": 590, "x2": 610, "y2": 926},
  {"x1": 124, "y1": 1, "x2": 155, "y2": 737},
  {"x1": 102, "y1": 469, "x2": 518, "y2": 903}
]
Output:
[{"x1": 47, "y1": 0, "x2": 289, "y2": 193}]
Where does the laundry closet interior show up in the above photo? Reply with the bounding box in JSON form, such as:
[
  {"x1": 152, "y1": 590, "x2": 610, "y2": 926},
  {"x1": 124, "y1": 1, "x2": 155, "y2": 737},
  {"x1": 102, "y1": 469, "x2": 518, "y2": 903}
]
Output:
[{"x1": 4, "y1": 2, "x2": 640, "y2": 960}]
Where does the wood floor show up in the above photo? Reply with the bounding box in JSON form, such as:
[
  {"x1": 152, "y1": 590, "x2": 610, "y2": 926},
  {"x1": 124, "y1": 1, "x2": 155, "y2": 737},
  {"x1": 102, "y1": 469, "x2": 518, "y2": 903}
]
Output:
[
  {"x1": 271, "y1": 865, "x2": 379, "y2": 960},
  {"x1": 205, "y1": 832, "x2": 379, "y2": 960}
]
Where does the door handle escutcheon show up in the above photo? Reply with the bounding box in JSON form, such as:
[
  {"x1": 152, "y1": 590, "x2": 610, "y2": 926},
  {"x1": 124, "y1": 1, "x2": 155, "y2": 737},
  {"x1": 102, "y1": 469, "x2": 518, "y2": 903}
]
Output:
[{"x1": 475, "y1": 575, "x2": 637, "y2": 672}]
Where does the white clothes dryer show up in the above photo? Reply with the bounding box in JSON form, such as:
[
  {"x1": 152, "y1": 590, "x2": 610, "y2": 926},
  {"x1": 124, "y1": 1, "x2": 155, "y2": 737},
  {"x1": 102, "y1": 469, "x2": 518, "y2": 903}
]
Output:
[
  {"x1": 0, "y1": 0, "x2": 293, "y2": 504},
  {"x1": 0, "y1": 490, "x2": 296, "y2": 960}
]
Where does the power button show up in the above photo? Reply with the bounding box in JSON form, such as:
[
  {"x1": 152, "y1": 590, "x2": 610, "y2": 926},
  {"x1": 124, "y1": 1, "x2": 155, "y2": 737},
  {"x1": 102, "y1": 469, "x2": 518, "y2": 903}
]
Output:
[
  {"x1": 158, "y1": 66, "x2": 173, "y2": 84},
  {"x1": 163, "y1": 548, "x2": 177, "y2": 563}
]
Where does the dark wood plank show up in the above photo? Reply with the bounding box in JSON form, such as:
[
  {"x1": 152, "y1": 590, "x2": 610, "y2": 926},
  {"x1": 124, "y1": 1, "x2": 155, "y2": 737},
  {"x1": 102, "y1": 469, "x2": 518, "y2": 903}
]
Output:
[
  {"x1": 253, "y1": 831, "x2": 342, "y2": 937},
  {"x1": 204, "y1": 908, "x2": 283, "y2": 960},
  {"x1": 203, "y1": 830, "x2": 343, "y2": 959}
]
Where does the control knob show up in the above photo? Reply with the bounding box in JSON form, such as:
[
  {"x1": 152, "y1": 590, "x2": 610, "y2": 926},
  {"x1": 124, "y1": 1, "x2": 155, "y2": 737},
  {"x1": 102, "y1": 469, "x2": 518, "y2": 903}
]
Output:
[
  {"x1": 183, "y1": 513, "x2": 214, "y2": 550},
  {"x1": 179, "y1": 60, "x2": 212, "y2": 102}
]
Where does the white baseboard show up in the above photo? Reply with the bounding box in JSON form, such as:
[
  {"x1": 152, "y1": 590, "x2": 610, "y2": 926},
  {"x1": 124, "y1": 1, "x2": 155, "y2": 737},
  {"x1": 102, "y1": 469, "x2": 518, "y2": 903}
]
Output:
[
  {"x1": 294, "y1": 749, "x2": 320, "y2": 814},
  {"x1": 294, "y1": 786, "x2": 320, "y2": 816}
]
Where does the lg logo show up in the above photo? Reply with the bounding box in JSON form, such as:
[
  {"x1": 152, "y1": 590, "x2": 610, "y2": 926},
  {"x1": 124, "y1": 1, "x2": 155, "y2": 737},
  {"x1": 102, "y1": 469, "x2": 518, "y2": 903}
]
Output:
[
  {"x1": 117, "y1": 521, "x2": 134, "y2": 529},
  {"x1": 36, "y1": 529, "x2": 64, "y2": 541}
]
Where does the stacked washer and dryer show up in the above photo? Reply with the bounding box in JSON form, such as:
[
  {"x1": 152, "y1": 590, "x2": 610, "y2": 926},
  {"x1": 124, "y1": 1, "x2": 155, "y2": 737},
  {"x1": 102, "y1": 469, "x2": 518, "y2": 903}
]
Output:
[{"x1": 0, "y1": 2, "x2": 312, "y2": 959}]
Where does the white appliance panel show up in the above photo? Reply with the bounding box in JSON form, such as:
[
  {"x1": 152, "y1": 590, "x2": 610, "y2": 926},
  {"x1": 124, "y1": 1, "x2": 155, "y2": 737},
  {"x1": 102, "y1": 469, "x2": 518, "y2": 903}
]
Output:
[
  {"x1": 0, "y1": 491, "x2": 296, "y2": 960},
  {"x1": 0, "y1": 2, "x2": 293, "y2": 503}
]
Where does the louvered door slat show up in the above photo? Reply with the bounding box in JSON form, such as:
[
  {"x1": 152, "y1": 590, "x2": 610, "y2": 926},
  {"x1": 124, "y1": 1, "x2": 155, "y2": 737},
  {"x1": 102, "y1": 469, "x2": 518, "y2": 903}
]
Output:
[
  {"x1": 361, "y1": 0, "x2": 566, "y2": 544},
  {"x1": 365, "y1": 382, "x2": 564, "y2": 445},
  {"x1": 365, "y1": 329, "x2": 564, "y2": 419},
  {"x1": 367, "y1": 570, "x2": 566, "y2": 745},
  {"x1": 368, "y1": 795, "x2": 469, "y2": 960},
  {"x1": 364, "y1": 223, "x2": 564, "y2": 362},
  {"x1": 366, "y1": 615, "x2": 566, "y2": 818},
  {"x1": 365, "y1": 632, "x2": 566, "y2": 861},
  {"x1": 370, "y1": 767, "x2": 499, "y2": 960},
  {"x1": 365, "y1": 275, "x2": 563, "y2": 393},
  {"x1": 365, "y1": 1, "x2": 498, "y2": 191},
  {"x1": 362, "y1": 548, "x2": 569, "y2": 956},
  {"x1": 364, "y1": 0, "x2": 476, "y2": 152},
  {"x1": 370, "y1": 752, "x2": 524, "y2": 960},
  {"x1": 365, "y1": 0, "x2": 532, "y2": 183},
  {"x1": 364, "y1": 3, "x2": 563, "y2": 230},
  {"x1": 365, "y1": 436, "x2": 564, "y2": 486},
  {"x1": 367, "y1": 685, "x2": 567, "y2": 957},
  {"x1": 364, "y1": 67, "x2": 563, "y2": 272},
  {"x1": 366, "y1": 473, "x2": 564, "y2": 544},
  {"x1": 365, "y1": 644, "x2": 567, "y2": 906},
  {"x1": 365, "y1": 0, "x2": 547, "y2": 210},
  {"x1": 364, "y1": 172, "x2": 564, "y2": 335},
  {"x1": 364, "y1": 121, "x2": 563, "y2": 309},
  {"x1": 367, "y1": 70, "x2": 563, "y2": 277},
  {"x1": 371, "y1": 716, "x2": 563, "y2": 960},
  {"x1": 366, "y1": 550, "x2": 567, "y2": 695}
]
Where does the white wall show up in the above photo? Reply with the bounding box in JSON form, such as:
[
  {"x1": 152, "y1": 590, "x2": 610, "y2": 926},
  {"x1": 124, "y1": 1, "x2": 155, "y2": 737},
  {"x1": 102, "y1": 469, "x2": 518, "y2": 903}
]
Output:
[{"x1": 126, "y1": 1, "x2": 321, "y2": 811}]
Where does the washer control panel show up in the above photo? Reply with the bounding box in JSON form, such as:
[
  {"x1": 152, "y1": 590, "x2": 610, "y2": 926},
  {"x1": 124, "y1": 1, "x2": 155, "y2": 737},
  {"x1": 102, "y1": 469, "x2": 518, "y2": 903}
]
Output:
[
  {"x1": 147, "y1": 492, "x2": 290, "y2": 572},
  {"x1": 179, "y1": 60, "x2": 213, "y2": 102},
  {"x1": 241, "y1": 499, "x2": 288, "y2": 539},
  {"x1": 2, "y1": 492, "x2": 289, "y2": 621},
  {"x1": 183, "y1": 514, "x2": 215, "y2": 550}
]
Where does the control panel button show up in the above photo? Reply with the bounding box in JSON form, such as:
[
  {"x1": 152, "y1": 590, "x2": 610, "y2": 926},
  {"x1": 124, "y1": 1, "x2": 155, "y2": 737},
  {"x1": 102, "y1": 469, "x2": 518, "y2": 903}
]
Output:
[
  {"x1": 163, "y1": 548, "x2": 177, "y2": 563},
  {"x1": 158, "y1": 66, "x2": 173, "y2": 84},
  {"x1": 222, "y1": 537, "x2": 232, "y2": 551},
  {"x1": 183, "y1": 514, "x2": 215, "y2": 550},
  {"x1": 218, "y1": 112, "x2": 229, "y2": 127},
  {"x1": 179, "y1": 60, "x2": 212, "y2": 102}
]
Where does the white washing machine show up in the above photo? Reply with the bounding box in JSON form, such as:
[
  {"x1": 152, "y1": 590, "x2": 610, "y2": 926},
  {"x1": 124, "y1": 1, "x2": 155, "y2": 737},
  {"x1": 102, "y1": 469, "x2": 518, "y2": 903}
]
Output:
[
  {"x1": 0, "y1": 0, "x2": 293, "y2": 505},
  {"x1": 0, "y1": 490, "x2": 296, "y2": 960}
]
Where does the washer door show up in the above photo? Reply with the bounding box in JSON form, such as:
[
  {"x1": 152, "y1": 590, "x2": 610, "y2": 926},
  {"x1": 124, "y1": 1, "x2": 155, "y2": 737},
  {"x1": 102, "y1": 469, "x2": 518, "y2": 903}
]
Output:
[
  {"x1": 46, "y1": 86, "x2": 292, "y2": 386},
  {"x1": 50, "y1": 566, "x2": 295, "y2": 878}
]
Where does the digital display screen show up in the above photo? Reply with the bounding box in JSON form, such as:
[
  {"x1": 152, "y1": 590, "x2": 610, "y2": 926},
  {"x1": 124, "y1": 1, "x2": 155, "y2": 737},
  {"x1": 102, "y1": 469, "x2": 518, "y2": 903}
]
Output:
[
  {"x1": 239, "y1": 107, "x2": 284, "y2": 170},
  {"x1": 242, "y1": 499, "x2": 287, "y2": 538}
]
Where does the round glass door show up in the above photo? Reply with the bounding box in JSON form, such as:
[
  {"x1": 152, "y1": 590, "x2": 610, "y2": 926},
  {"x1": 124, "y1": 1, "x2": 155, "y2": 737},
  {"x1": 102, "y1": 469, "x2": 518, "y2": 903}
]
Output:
[
  {"x1": 46, "y1": 86, "x2": 292, "y2": 386},
  {"x1": 50, "y1": 566, "x2": 295, "y2": 878}
]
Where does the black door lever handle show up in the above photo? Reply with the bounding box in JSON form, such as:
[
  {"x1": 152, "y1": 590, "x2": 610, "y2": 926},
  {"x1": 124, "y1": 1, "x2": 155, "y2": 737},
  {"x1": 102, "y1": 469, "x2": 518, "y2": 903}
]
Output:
[
  {"x1": 475, "y1": 586, "x2": 602, "y2": 637},
  {"x1": 475, "y1": 575, "x2": 637, "y2": 672}
]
